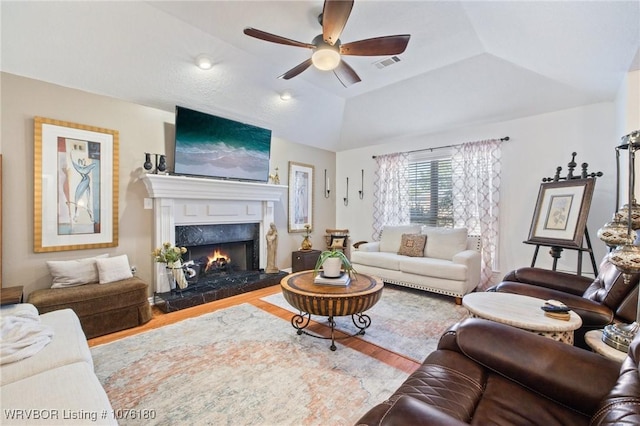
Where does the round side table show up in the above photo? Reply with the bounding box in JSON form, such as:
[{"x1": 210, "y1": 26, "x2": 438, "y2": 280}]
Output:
[
  {"x1": 280, "y1": 271, "x2": 384, "y2": 350},
  {"x1": 462, "y1": 292, "x2": 582, "y2": 344},
  {"x1": 584, "y1": 329, "x2": 626, "y2": 363}
]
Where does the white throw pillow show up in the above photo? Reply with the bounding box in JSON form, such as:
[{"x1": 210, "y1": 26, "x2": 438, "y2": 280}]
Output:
[
  {"x1": 422, "y1": 227, "x2": 468, "y2": 260},
  {"x1": 47, "y1": 254, "x2": 109, "y2": 288},
  {"x1": 96, "y1": 255, "x2": 133, "y2": 284},
  {"x1": 379, "y1": 225, "x2": 422, "y2": 253}
]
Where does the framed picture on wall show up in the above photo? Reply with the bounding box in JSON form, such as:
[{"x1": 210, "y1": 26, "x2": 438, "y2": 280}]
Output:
[
  {"x1": 526, "y1": 178, "x2": 595, "y2": 248},
  {"x1": 288, "y1": 161, "x2": 314, "y2": 233},
  {"x1": 34, "y1": 117, "x2": 119, "y2": 252}
]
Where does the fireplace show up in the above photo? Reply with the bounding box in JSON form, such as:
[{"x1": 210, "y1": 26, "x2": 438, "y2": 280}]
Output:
[
  {"x1": 142, "y1": 174, "x2": 288, "y2": 312},
  {"x1": 176, "y1": 223, "x2": 260, "y2": 280}
]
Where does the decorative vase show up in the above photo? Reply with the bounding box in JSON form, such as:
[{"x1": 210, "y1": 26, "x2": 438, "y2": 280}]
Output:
[
  {"x1": 322, "y1": 257, "x2": 342, "y2": 278},
  {"x1": 301, "y1": 236, "x2": 312, "y2": 251},
  {"x1": 167, "y1": 260, "x2": 189, "y2": 290},
  {"x1": 165, "y1": 269, "x2": 177, "y2": 291}
]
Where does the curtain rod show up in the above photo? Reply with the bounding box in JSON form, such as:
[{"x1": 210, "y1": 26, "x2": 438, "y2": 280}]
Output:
[{"x1": 372, "y1": 136, "x2": 509, "y2": 159}]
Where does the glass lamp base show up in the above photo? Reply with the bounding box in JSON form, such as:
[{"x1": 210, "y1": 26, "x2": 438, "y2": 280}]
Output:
[{"x1": 601, "y1": 321, "x2": 639, "y2": 353}]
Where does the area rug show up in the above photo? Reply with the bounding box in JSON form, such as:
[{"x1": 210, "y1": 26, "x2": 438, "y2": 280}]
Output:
[
  {"x1": 90, "y1": 304, "x2": 409, "y2": 426},
  {"x1": 261, "y1": 285, "x2": 469, "y2": 362}
]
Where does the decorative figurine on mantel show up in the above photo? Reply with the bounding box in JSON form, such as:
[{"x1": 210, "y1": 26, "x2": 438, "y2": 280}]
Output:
[
  {"x1": 301, "y1": 224, "x2": 313, "y2": 251},
  {"x1": 269, "y1": 167, "x2": 280, "y2": 184},
  {"x1": 265, "y1": 223, "x2": 279, "y2": 273}
]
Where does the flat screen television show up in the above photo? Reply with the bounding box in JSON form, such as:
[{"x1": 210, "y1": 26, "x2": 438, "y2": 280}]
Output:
[{"x1": 174, "y1": 106, "x2": 272, "y2": 182}]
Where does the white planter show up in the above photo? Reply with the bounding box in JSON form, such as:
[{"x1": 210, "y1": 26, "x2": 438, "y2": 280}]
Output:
[{"x1": 322, "y1": 257, "x2": 342, "y2": 277}]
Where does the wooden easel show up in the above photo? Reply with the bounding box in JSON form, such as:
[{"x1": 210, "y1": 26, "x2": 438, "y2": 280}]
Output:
[
  {"x1": 524, "y1": 228, "x2": 597, "y2": 276},
  {"x1": 524, "y1": 153, "x2": 602, "y2": 276}
]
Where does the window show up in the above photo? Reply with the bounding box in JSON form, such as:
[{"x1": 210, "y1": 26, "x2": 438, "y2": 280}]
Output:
[{"x1": 408, "y1": 150, "x2": 453, "y2": 227}]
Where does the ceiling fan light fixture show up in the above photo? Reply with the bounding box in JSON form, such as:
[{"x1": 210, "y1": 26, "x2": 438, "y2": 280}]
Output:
[
  {"x1": 195, "y1": 54, "x2": 213, "y2": 70},
  {"x1": 311, "y1": 48, "x2": 341, "y2": 71}
]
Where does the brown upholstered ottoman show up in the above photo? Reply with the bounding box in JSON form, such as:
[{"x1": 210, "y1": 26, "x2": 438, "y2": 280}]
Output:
[{"x1": 27, "y1": 277, "x2": 152, "y2": 339}]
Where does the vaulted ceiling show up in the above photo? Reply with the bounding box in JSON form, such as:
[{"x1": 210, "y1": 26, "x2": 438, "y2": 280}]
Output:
[{"x1": 2, "y1": 1, "x2": 639, "y2": 152}]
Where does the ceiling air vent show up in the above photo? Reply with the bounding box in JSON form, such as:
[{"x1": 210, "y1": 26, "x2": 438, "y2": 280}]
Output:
[{"x1": 373, "y1": 56, "x2": 401, "y2": 69}]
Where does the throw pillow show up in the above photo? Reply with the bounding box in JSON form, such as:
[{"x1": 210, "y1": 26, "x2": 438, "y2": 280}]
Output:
[
  {"x1": 379, "y1": 225, "x2": 423, "y2": 253},
  {"x1": 422, "y1": 227, "x2": 468, "y2": 260},
  {"x1": 47, "y1": 254, "x2": 109, "y2": 288},
  {"x1": 398, "y1": 234, "x2": 427, "y2": 257},
  {"x1": 329, "y1": 235, "x2": 347, "y2": 249},
  {"x1": 96, "y1": 254, "x2": 133, "y2": 284}
]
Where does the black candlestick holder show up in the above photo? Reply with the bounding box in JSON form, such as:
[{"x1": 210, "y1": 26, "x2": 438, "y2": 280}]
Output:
[{"x1": 144, "y1": 153, "x2": 167, "y2": 174}]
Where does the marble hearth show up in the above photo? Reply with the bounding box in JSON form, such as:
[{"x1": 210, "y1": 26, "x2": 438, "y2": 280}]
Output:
[{"x1": 142, "y1": 174, "x2": 287, "y2": 311}]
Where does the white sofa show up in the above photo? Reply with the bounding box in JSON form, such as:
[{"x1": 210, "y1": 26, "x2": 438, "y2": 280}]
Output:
[
  {"x1": 351, "y1": 225, "x2": 481, "y2": 304},
  {"x1": 0, "y1": 304, "x2": 116, "y2": 425}
]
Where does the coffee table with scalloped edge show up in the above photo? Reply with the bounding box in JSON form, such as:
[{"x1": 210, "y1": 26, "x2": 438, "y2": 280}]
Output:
[{"x1": 280, "y1": 271, "x2": 384, "y2": 351}]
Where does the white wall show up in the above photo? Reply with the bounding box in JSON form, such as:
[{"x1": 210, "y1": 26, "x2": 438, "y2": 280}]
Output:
[
  {"x1": 615, "y1": 70, "x2": 640, "y2": 136},
  {"x1": 1, "y1": 72, "x2": 336, "y2": 296},
  {"x1": 337, "y1": 102, "x2": 618, "y2": 282},
  {"x1": 614, "y1": 70, "x2": 640, "y2": 204}
]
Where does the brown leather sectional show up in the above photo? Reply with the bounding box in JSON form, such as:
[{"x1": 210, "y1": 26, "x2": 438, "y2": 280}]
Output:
[{"x1": 356, "y1": 318, "x2": 640, "y2": 425}]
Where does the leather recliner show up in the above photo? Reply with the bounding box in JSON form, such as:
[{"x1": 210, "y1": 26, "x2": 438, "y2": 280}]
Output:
[
  {"x1": 355, "y1": 317, "x2": 640, "y2": 426},
  {"x1": 489, "y1": 257, "x2": 639, "y2": 349}
]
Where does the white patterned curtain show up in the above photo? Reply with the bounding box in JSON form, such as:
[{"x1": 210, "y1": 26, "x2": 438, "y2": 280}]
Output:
[
  {"x1": 452, "y1": 140, "x2": 502, "y2": 289},
  {"x1": 372, "y1": 153, "x2": 410, "y2": 240}
]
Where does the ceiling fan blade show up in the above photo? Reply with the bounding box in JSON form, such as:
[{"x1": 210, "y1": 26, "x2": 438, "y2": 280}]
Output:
[
  {"x1": 340, "y1": 35, "x2": 411, "y2": 56},
  {"x1": 322, "y1": 0, "x2": 354, "y2": 46},
  {"x1": 278, "y1": 58, "x2": 313, "y2": 80},
  {"x1": 333, "y1": 59, "x2": 361, "y2": 87},
  {"x1": 244, "y1": 28, "x2": 315, "y2": 49}
]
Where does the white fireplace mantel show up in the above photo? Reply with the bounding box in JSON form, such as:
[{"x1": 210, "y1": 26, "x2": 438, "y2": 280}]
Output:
[
  {"x1": 142, "y1": 174, "x2": 287, "y2": 202},
  {"x1": 142, "y1": 174, "x2": 287, "y2": 293}
]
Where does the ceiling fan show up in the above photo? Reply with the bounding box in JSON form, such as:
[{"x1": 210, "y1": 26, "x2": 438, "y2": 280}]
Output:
[{"x1": 243, "y1": 0, "x2": 410, "y2": 87}]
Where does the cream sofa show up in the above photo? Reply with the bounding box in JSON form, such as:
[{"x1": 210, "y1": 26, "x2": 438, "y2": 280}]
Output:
[
  {"x1": 0, "y1": 304, "x2": 116, "y2": 425},
  {"x1": 351, "y1": 225, "x2": 481, "y2": 304}
]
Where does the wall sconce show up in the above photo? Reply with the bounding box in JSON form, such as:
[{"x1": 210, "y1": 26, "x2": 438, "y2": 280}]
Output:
[
  {"x1": 358, "y1": 169, "x2": 364, "y2": 199},
  {"x1": 324, "y1": 169, "x2": 331, "y2": 198},
  {"x1": 144, "y1": 153, "x2": 167, "y2": 174},
  {"x1": 344, "y1": 177, "x2": 349, "y2": 206}
]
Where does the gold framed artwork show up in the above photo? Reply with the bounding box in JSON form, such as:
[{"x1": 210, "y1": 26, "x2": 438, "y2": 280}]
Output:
[
  {"x1": 288, "y1": 161, "x2": 314, "y2": 233},
  {"x1": 527, "y1": 178, "x2": 595, "y2": 248},
  {"x1": 34, "y1": 117, "x2": 119, "y2": 252}
]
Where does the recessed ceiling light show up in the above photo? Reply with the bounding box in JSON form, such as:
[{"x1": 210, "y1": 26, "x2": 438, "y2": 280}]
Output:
[
  {"x1": 280, "y1": 91, "x2": 292, "y2": 101},
  {"x1": 195, "y1": 54, "x2": 213, "y2": 70}
]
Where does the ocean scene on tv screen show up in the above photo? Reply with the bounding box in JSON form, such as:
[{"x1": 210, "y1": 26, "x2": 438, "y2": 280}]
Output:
[{"x1": 174, "y1": 107, "x2": 271, "y2": 182}]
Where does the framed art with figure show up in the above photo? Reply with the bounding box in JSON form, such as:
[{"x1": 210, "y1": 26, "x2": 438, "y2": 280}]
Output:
[
  {"x1": 527, "y1": 178, "x2": 595, "y2": 248},
  {"x1": 288, "y1": 161, "x2": 314, "y2": 233},
  {"x1": 34, "y1": 117, "x2": 119, "y2": 252}
]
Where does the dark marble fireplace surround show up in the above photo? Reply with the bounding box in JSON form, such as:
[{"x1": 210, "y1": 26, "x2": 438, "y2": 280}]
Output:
[{"x1": 154, "y1": 223, "x2": 286, "y2": 312}]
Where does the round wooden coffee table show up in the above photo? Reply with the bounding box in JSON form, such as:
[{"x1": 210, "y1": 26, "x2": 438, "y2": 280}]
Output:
[
  {"x1": 462, "y1": 292, "x2": 582, "y2": 344},
  {"x1": 280, "y1": 271, "x2": 384, "y2": 350}
]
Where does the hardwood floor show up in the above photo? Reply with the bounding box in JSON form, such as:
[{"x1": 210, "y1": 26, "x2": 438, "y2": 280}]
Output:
[{"x1": 88, "y1": 284, "x2": 422, "y2": 374}]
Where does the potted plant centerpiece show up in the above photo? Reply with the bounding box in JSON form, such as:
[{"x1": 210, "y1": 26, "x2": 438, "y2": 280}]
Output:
[{"x1": 314, "y1": 248, "x2": 357, "y2": 279}]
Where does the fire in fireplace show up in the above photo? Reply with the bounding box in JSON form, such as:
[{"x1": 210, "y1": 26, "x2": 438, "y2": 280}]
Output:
[
  {"x1": 207, "y1": 248, "x2": 230, "y2": 272},
  {"x1": 186, "y1": 239, "x2": 258, "y2": 280}
]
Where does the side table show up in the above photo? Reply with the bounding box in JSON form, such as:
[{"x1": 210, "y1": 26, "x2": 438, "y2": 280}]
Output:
[
  {"x1": 291, "y1": 249, "x2": 321, "y2": 273},
  {"x1": 584, "y1": 329, "x2": 627, "y2": 363},
  {"x1": 462, "y1": 292, "x2": 582, "y2": 344},
  {"x1": 1, "y1": 286, "x2": 24, "y2": 305}
]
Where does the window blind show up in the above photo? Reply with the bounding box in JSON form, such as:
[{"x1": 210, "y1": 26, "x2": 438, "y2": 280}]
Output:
[{"x1": 408, "y1": 151, "x2": 453, "y2": 227}]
